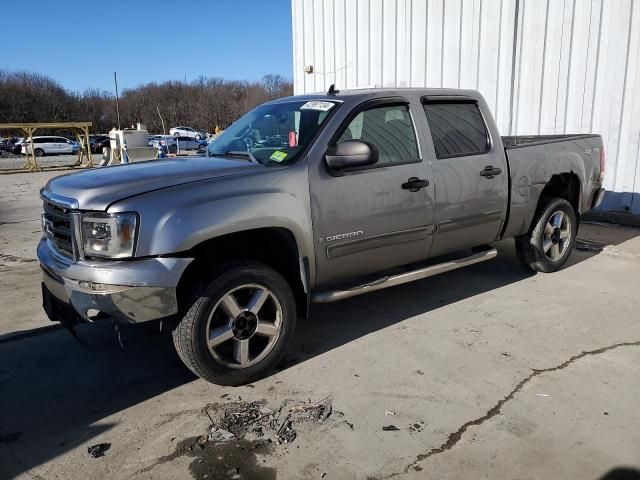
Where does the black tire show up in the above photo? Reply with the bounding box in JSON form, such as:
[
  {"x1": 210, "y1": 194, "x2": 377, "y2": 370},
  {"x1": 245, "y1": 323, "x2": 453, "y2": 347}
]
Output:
[
  {"x1": 174, "y1": 132, "x2": 180, "y2": 137},
  {"x1": 515, "y1": 197, "x2": 577, "y2": 273},
  {"x1": 34, "y1": 148, "x2": 45, "y2": 157},
  {"x1": 172, "y1": 260, "x2": 296, "y2": 385}
]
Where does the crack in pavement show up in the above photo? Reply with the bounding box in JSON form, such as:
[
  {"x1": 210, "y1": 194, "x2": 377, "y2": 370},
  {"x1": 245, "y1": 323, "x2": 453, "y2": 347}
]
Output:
[
  {"x1": 0, "y1": 219, "x2": 41, "y2": 225},
  {"x1": 377, "y1": 340, "x2": 640, "y2": 479}
]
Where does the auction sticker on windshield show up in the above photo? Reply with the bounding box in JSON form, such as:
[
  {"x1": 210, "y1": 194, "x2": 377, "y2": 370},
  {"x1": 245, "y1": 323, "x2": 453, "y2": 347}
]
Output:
[
  {"x1": 300, "y1": 101, "x2": 335, "y2": 111},
  {"x1": 269, "y1": 151, "x2": 288, "y2": 162}
]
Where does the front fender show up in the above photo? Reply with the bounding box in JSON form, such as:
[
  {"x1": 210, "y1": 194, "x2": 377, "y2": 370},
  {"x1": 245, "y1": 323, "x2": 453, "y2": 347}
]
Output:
[
  {"x1": 109, "y1": 164, "x2": 314, "y2": 266},
  {"x1": 150, "y1": 192, "x2": 311, "y2": 255}
]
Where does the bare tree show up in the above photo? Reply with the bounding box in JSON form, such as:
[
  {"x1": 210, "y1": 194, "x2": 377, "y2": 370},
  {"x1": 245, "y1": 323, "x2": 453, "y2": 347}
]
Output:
[{"x1": 0, "y1": 70, "x2": 293, "y2": 135}]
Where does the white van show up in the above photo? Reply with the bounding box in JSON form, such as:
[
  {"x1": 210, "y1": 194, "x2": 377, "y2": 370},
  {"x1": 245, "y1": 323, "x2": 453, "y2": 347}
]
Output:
[{"x1": 22, "y1": 136, "x2": 75, "y2": 156}]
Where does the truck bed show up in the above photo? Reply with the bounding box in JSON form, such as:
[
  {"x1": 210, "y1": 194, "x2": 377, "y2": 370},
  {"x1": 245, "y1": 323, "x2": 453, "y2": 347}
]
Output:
[{"x1": 500, "y1": 133, "x2": 603, "y2": 240}]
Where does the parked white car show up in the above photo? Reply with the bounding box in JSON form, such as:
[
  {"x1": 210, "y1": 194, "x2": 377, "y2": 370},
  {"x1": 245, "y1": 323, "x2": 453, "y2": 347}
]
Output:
[
  {"x1": 169, "y1": 126, "x2": 207, "y2": 140},
  {"x1": 22, "y1": 136, "x2": 75, "y2": 156},
  {"x1": 150, "y1": 135, "x2": 203, "y2": 152}
]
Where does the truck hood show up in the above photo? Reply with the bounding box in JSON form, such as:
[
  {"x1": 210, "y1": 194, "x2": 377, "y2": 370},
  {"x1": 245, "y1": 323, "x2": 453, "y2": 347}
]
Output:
[{"x1": 42, "y1": 157, "x2": 263, "y2": 211}]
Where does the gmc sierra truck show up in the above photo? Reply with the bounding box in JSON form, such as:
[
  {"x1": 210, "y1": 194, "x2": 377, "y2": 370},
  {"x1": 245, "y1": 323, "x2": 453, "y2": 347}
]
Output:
[{"x1": 38, "y1": 88, "x2": 605, "y2": 385}]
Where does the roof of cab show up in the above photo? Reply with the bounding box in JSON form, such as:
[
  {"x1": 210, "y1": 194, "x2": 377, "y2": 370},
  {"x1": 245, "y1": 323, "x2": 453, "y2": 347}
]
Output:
[{"x1": 266, "y1": 87, "x2": 484, "y2": 105}]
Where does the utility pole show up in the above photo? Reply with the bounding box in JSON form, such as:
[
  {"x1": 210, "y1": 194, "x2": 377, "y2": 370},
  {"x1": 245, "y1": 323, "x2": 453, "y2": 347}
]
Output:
[
  {"x1": 114, "y1": 72, "x2": 121, "y2": 130},
  {"x1": 156, "y1": 106, "x2": 166, "y2": 134}
]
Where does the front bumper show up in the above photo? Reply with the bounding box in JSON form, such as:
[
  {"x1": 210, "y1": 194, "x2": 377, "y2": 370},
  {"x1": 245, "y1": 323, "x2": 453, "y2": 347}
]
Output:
[{"x1": 38, "y1": 237, "x2": 193, "y2": 324}]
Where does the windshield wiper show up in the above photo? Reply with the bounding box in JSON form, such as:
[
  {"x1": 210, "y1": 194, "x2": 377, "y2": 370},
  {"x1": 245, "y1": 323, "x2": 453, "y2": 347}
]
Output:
[{"x1": 210, "y1": 150, "x2": 259, "y2": 164}]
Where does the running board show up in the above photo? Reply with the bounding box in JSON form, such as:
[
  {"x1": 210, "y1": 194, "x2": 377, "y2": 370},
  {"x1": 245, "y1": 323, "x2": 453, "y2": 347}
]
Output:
[{"x1": 311, "y1": 247, "x2": 498, "y2": 303}]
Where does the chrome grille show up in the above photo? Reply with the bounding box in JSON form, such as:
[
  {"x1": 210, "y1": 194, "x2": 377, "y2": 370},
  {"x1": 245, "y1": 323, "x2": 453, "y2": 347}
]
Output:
[{"x1": 43, "y1": 201, "x2": 74, "y2": 258}]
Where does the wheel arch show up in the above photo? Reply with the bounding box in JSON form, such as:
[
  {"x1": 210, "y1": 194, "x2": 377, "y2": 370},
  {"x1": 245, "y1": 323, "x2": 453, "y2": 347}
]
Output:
[
  {"x1": 535, "y1": 172, "x2": 581, "y2": 222},
  {"x1": 176, "y1": 227, "x2": 309, "y2": 319},
  {"x1": 503, "y1": 171, "x2": 583, "y2": 240}
]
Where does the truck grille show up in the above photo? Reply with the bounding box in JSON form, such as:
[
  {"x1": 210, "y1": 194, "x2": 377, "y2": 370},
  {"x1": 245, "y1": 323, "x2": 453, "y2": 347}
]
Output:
[{"x1": 42, "y1": 201, "x2": 75, "y2": 258}]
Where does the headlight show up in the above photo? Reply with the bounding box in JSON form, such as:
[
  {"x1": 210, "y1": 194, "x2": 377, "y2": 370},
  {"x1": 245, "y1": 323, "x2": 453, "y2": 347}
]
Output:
[{"x1": 81, "y1": 212, "x2": 138, "y2": 258}]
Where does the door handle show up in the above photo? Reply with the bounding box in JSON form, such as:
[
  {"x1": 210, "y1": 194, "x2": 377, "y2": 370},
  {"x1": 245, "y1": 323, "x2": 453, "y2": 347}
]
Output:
[
  {"x1": 402, "y1": 177, "x2": 430, "y2": 192},
  {"x1": 480, "y1": 166, "x2": 502, "y2": 178}
]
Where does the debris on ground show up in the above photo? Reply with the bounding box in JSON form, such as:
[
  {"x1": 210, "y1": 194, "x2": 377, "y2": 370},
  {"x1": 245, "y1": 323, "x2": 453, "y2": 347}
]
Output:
[
  {"x1": 208, "y1": 428, "x2": 235, "y2": 442},
  {"x1": 385, "y1": 410, "x2": 396, "y2": 416},
  {"x1": 340, "y1": 420, "x2": 355, "y2": 430},
  {"x1": 575, "y1": 238, "x2": 605, "y2": 252},
  {"x1": 408, "y1": 422, "x2": 424, "y2": 433},
  {"x1": 87, "y1": 443, "x2": 111, "y2": 458},
  {"x1": 202, "y1": 396, "x2": 334, "y2": 446},
  {"x1": 382, "y1": 425, "x2": 400, "y2": 431}
]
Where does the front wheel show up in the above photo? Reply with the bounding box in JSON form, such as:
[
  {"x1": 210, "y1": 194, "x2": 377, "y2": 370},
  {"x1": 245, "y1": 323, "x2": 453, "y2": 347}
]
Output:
[
  {"x1": 515, "y1": 197, "x2": 577, "y2": 273},
  {"x1": 34, "y1": 148, "x2": 45, "y2": 157},
  {"x1": 172, "y1": 260, "x2": 296, "y2": 385}
]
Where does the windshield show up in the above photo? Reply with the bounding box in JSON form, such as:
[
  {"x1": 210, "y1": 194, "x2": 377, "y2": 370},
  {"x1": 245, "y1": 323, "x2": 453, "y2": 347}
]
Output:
[{"x1": 207, "y1": 100, "x2": 337, "y2": 165}]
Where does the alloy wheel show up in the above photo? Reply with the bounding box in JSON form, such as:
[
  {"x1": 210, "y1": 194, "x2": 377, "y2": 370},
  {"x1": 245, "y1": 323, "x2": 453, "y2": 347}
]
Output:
[
  {"x1": 205, "y1": 283, "x2": 282, "y2": 369},
  {"x1": 543, "y1": 210, "x2": 572, "y2": 261}
]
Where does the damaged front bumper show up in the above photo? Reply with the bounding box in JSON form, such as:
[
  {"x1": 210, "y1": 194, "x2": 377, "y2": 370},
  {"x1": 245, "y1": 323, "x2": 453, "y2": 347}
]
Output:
[{"x1": 38, "y1": 237, "x2": 193, "y2": 324}]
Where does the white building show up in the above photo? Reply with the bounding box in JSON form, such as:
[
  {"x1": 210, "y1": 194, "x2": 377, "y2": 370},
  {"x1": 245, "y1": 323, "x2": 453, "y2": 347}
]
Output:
[{"x1": 291, "y1": 0, "x2": 640, "y2": 216}]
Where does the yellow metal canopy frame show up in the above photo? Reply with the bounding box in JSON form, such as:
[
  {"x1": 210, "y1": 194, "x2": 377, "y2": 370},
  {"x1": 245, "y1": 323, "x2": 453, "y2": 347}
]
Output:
[{"x1": 0, "y1": 122, "x2": 94, "y2": 172}]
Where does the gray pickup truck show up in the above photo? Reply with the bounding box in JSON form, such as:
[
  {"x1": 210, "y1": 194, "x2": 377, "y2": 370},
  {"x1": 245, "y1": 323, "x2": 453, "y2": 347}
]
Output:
[{"x1": 39, "y1": 88, "x2": 605, "y2": 385}]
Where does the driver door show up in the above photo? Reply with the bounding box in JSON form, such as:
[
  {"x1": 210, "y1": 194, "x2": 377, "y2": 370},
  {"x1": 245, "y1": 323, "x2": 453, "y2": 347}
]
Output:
[{"x1": 310, "y1": 99, "x2": 435, "y2": 285}]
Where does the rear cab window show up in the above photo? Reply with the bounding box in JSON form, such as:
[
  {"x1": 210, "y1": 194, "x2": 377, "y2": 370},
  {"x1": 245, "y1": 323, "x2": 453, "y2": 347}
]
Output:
[{"x1": 422, "y1": 101, "x2": 490, "y2": 159}]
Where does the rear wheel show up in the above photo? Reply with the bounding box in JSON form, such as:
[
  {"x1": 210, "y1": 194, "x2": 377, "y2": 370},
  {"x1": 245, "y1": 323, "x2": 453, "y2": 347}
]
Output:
[
  {"x1": 515, "y1": 197, "x2": 577, "y2": 273},
  {"x1": 172, "y1": 260, "x2": 296, "y2": 385}
]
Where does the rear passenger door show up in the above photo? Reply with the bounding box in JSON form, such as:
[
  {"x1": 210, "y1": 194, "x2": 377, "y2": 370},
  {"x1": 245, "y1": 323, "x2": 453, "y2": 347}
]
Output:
[
  {"x1": 43, "y1": 137, "x2": 57, "y2": 154},
  {"x1": 310, "y1": 99, "x2": 435, "y2": 285},
  {"x1": 57, "y1": 137, "x2": 72, "y2": 154},
  {"x1": 422, "y1": 98, "x2": 508, "y2": 256}
]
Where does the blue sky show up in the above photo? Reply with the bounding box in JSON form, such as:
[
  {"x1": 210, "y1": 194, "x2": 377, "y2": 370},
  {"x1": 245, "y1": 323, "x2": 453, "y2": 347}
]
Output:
[{"x1": 2, "y1": 0, "x2": 293, "y2": 93}]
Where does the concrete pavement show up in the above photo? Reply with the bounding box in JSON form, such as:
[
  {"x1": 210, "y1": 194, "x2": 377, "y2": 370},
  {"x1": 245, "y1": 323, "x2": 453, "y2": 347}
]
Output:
[{"x1": 0, "y1": 171, "x2": 639, "y2": 480}]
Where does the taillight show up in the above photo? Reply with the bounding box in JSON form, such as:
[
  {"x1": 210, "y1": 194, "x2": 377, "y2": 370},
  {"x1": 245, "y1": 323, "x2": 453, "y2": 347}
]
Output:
[{"x1": 599, "y1": 146, "x2": 605, "y2": 181}]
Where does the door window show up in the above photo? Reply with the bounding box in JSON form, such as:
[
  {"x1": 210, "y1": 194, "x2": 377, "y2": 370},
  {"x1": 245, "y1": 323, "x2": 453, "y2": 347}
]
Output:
[
  {"x1": 423, "y1": 102, "x2": 490, "y2": 159},
  {"x1": 337, "y1": 103, "x2": 419, "y2": 166}
]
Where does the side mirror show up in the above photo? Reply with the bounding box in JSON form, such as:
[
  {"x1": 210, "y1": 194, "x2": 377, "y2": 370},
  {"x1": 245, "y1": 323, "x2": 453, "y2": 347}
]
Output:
[{"x1": 325, "y1": 140, "x2": 378, "y2": 170}]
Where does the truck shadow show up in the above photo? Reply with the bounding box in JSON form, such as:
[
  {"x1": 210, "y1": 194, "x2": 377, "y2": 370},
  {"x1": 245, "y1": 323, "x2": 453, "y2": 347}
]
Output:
[
  {"x1": 286, "y1": 223, "x2": 639, "y2": 371},
  {"x1": 0, "y1": 322, "x2": 195, "y2": 479},
  {"x1": 0, "y1": 225, "x2": 637, "y2": 477},
  {"x1": 289, "y1": 240, "x2": 536, "y2": 368}
]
